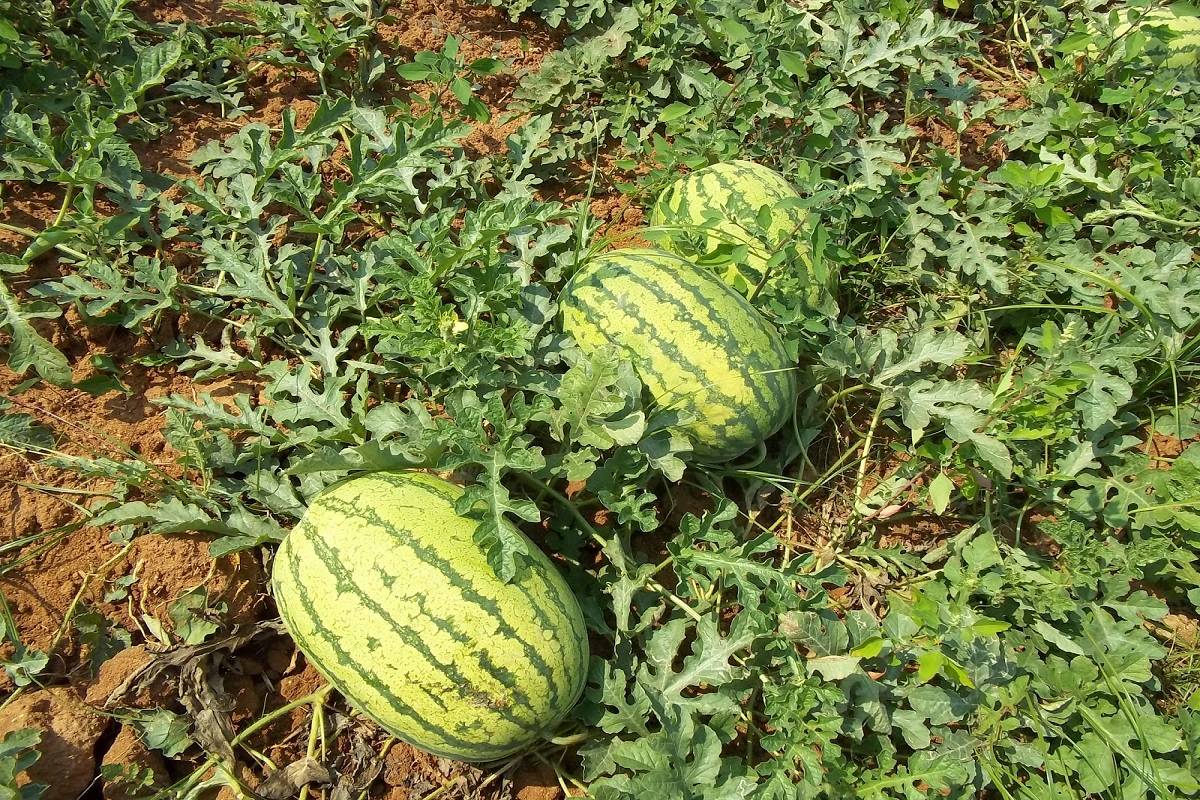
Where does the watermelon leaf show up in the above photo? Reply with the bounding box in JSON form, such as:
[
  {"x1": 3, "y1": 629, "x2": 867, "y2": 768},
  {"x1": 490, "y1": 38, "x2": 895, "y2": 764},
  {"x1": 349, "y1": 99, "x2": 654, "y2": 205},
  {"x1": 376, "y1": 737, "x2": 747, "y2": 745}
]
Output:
[
  {"x1": 0, "y1": 277, "x2": 71, "y2": 387},
  {"x1": 458, "y1": 449, "x2": 544, "y2": 583}
]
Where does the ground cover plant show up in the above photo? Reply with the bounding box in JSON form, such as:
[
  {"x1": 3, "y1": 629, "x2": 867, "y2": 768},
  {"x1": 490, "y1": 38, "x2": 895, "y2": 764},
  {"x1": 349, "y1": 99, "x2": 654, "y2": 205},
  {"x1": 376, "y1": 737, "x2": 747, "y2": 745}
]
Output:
[{"x1": 0, "y1": 0, "x2": 1198, "y2": 798}]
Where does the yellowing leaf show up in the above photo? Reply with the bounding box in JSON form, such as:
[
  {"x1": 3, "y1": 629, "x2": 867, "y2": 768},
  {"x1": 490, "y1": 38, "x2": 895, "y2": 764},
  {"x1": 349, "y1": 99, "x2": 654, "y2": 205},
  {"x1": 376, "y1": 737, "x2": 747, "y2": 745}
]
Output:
[
  {"x1": 929, "y1": 471, "x2": 954, "y2": 515},
  {"x1": 850, "y1": 636, "x2": 885, "y2": 658},
  {"x1": 916, "y1": 651, "x2": 943, "y2": 683}
]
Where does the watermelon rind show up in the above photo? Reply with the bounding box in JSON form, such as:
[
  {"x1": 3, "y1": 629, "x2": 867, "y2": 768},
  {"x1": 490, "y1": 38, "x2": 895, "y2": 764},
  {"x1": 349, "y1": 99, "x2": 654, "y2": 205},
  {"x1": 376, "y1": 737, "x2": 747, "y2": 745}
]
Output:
[
  {"x1": 1089, "y1": 2, "x2": 1200, "y2": 67},
  {"x1": 272, "y1": 471, "x2": 589, "y2": 763},
  {"x1": 649, "y1": 160, "x2": 820, "y2": 298},
  {"x1": 560, "y1": 247, "x2": 798, "y2": 462}
]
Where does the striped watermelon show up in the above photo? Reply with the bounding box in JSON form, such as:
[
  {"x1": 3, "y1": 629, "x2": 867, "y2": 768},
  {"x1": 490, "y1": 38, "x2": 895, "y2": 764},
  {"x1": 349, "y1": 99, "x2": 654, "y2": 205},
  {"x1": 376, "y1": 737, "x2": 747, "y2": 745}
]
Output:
[
  {"x1": 1100, "y1": 3, "x2": 1199, "y2": 67},
  {"x1": 560, "y1": 248, "x2": 797, "y2": 462},
  {"x1": 272, "y1": 472, "x2": 589, "y2": 762},
  {"x1": 650, "y1": 160, "x2": 810, "y2": 294}
]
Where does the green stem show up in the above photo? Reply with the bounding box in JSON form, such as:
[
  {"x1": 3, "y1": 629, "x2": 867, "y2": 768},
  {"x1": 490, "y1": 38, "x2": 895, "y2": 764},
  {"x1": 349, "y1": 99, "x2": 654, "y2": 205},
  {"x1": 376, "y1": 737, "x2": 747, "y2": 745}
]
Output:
[
  {"x1": 516, "y1": 474, "x2": 709, "y2": 621},
  {"x1": 531, "y1": 750, "x2": 590, "y2": 795},
  {"x1": 0, "y1": 221, "x2": 88, "y2": 261},
  {"x1": 983, "y1": 302, "x2": 1115, "y2": 315},
  {"x1": 1083, "y1": 205, "x2": 1200, "y2": 229},
  {"x1": 157, "y1": 685, "x2": 333, "y2": 800},
  {"x1": 295, "y1": 232, "x2": 325, "y2": 312},
  {"x1": 415, "y1": 778, "x2": 458, "y2": 800},
  {"x1": 516, "y1": 473, "x2": 604, "y2": 547},
  {"x1": 1130, "y1": 496, "x2": 1200, "y2": 515},
  {"x1": 1017, "y1": 8, "x2": 1043, "y2": 71},
  {"x1": 824, "y1": 383, "x2": 869, "y2": 406},
  {"x1": 51, "y1": 186, "x2": 74, "y2": 228},
  {"x1": 547, "y1": 731, "x2": 589, "y2": 746},
  {"x1": 747, "y1": 215, "x2": 806, "y2": 304},
  {"x1": 296, "y1": 692, "x2": 326, "y2": 800},
  {"x1": 964, "y1": 56, "x2": 1018, "y2": 83},
  {"x1": 838, "y1": 396, "x2": 887, "y2": 547},
  {"x1": 1032, "y1": 258, "x2": 1159, "y2": 332},
  {"x1": 648, "y1": 579, "x2": 704, "y2": 622},
  {"x1": 144, "y1": 68, "x2": 258, "y2": 109}
]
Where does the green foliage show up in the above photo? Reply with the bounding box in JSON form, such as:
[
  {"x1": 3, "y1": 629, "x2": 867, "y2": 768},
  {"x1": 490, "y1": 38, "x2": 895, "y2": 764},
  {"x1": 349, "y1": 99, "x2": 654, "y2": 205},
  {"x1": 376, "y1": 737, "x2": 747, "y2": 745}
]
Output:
[
  {"x1": 0, "y1": 729, "x2": 45, "y2": 800},
  {"x1": 73, "y1": 605, "x2": 131, "y2": 675},
  {"x1": 1, "y1": 0, "x2": 1199, "y2": 797},
  {"x1": 397, "y1": 35, "x2": 508, "y2": 123},
  {"x1": 0, "y1": 593, "x2": 48, "y2": 688},
  {"x1": 133, "y1": 709, "x2": 192, "y2": 758}
]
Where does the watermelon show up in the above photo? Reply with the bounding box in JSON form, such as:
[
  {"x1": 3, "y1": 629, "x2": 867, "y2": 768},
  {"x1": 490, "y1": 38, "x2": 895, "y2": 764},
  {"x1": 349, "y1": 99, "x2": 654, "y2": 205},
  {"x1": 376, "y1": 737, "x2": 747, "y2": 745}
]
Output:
[
  {"x1": 1096, "y1": 3, "x2": 1199, "y2": 67},
  {"x1": 272, "y1": 472, "x2": 589, "y2": 762},
  {"x1": 560, "y1": 248, "x2": 797, "y2": 462},
  {"x1": 650, "y1": 160, "x2": 823, "y2": 301}
]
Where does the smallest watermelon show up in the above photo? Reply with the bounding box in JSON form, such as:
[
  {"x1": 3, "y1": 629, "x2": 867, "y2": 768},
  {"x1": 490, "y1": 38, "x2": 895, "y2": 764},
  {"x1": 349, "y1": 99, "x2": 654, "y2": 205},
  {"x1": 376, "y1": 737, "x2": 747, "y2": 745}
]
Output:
[{"x1": 650, "y1": 160, "x2": 835, "y2": 314}]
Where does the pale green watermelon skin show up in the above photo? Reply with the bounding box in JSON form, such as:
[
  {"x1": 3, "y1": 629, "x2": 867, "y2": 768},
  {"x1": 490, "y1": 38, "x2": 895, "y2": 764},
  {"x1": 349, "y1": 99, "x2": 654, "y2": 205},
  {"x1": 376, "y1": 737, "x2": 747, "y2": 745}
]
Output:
[
  {"x1": 560, "y1": 248, "x2": 798, "y2": 462},
  {"x1": 650, "y1": 160, "x2": 808, "y2": 292},
  {"x1": 1104, "y1": 3, "x2": 1199, "y2": 67},
  {"x1": 273, "y1": 472, "x2": 589, "y2": 763}
]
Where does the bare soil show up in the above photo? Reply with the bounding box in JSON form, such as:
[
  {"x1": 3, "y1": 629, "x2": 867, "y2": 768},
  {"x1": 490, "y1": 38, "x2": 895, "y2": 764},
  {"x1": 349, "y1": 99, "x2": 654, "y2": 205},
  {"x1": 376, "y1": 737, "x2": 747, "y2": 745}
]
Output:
[{"x1": 0, "y1": 363, "x2": 200, "y2": 663}]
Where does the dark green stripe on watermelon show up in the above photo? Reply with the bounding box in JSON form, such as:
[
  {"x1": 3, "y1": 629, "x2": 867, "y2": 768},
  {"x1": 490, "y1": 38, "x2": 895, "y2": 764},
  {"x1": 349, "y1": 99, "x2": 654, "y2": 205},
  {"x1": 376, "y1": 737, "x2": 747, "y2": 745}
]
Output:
[
  {"x1": 277, "y1": 552, "x2": 511, "y2": 758},
  {"x1": 311, "y1": 494, "x2": 571, "y2": 711}
]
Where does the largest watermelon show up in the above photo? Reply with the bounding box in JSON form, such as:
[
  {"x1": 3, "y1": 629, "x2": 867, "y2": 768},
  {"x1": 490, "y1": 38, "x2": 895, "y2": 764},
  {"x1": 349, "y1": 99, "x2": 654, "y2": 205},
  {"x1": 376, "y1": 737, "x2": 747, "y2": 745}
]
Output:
[
  {"x1": 272, "y1": 472, "x2": 589, "y2": 762},
  {"x1": 560, "y1": 248, "x2": 797, "y2": 462}
]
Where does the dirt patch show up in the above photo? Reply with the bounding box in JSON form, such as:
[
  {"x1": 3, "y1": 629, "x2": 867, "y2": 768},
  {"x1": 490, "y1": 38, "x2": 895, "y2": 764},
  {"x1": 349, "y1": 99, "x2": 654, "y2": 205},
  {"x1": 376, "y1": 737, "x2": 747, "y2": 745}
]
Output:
[
  {"x1": 913, "y1": 116, "x2": 1009, "y2": 171},
  {"x1": 123, "y1": 535, "x2": 265, "y2": 629},
  {"x1": 133, "y1": 0, "x2": 248, "y2": 25},
  {"x1": 242, "y1": 66, "x2": 321, "y2": 130},
  {"x1": 512, "y1": 762, "x2": 563, "y2": 800},
  {"x1": 0, "y1": 361, "x2": 216, "y2": 665},
  {"x1": 256, "y1": 658, "x2": 325, "y2": 742},
  {"x1": 0, "y1": 687, "x2": 109, "y2": 800},
  {"x1": 590, "y1": 193, "x2": 648, "y2": 248},
  {"x1": 381, "y1": 742, "x2": 479, "y2": 799},
  {"x1": 85, "y1": 643, "x2": 176, "y2": 708},
  {"x1": 1145, "y1": 431, "x2": 1186, "y2": 467},
  {"x1": 0, "y1": 353, "x2": 266, "y2": 695},
  {"x1": 0, "y1": 183, "x2": 64, "y2": 254},
  {"x1": 372, "y1": 0, "x2": 562, "y2": 163},
  {"x1": 278, "y1": 660, "x2": 324, "y2": 703},
  {"x1": 1161, "y1": 612, "x2": 1200, "y2": 644},
  {"x1": 374, "y1": 0, "x2": 559, "y2": 64},
  {"x1": 875, "y1": 514, "x2": 967, "y2": 552},
  {"x1": 131, "y1": 109, "x2": 248, "y2": 180}
]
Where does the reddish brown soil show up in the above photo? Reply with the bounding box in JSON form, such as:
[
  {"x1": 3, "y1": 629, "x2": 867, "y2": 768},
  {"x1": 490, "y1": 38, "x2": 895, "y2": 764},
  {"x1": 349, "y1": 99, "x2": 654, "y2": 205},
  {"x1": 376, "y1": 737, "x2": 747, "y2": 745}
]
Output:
[
  {"x1": 0, "y1": 364, "x2": 192, "y2": 661},
  {"x1": 512, "y1": 762, "x2": 563, "y2": 800},
  {"x1": 590, "y1": 193, "x2": 648, "y2": 248},
  {"x1": 0, "y1": 687, "x2": 108, "y2": 800},
  {"x1": 132, "y1": 0, "x2": 249, "y2": 25},
  {"x1": 101, "y1": 723, "x2": 172, "y2": 800},
  {"x1": 0, "y1": 184, "x2": 65, "y2": 253},
  {"x1": 381, "y1": 743, "x2": 469, "y2": 799},
  {"x1": 914, "y1": 116, "x2": 1009, "y2": 171},
  {"x1": 875, "y1": 514, "x2": 968, "y2": 552},
  {"x1": 1146, "y1": 430, "x2": 1187, "y2": 467},
  {"x1": 84, "y1": 644, "x2": 173, "y2": 708},
  {"x1": 374, "y1": 0, "x2": 561, "y2": 160}
]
